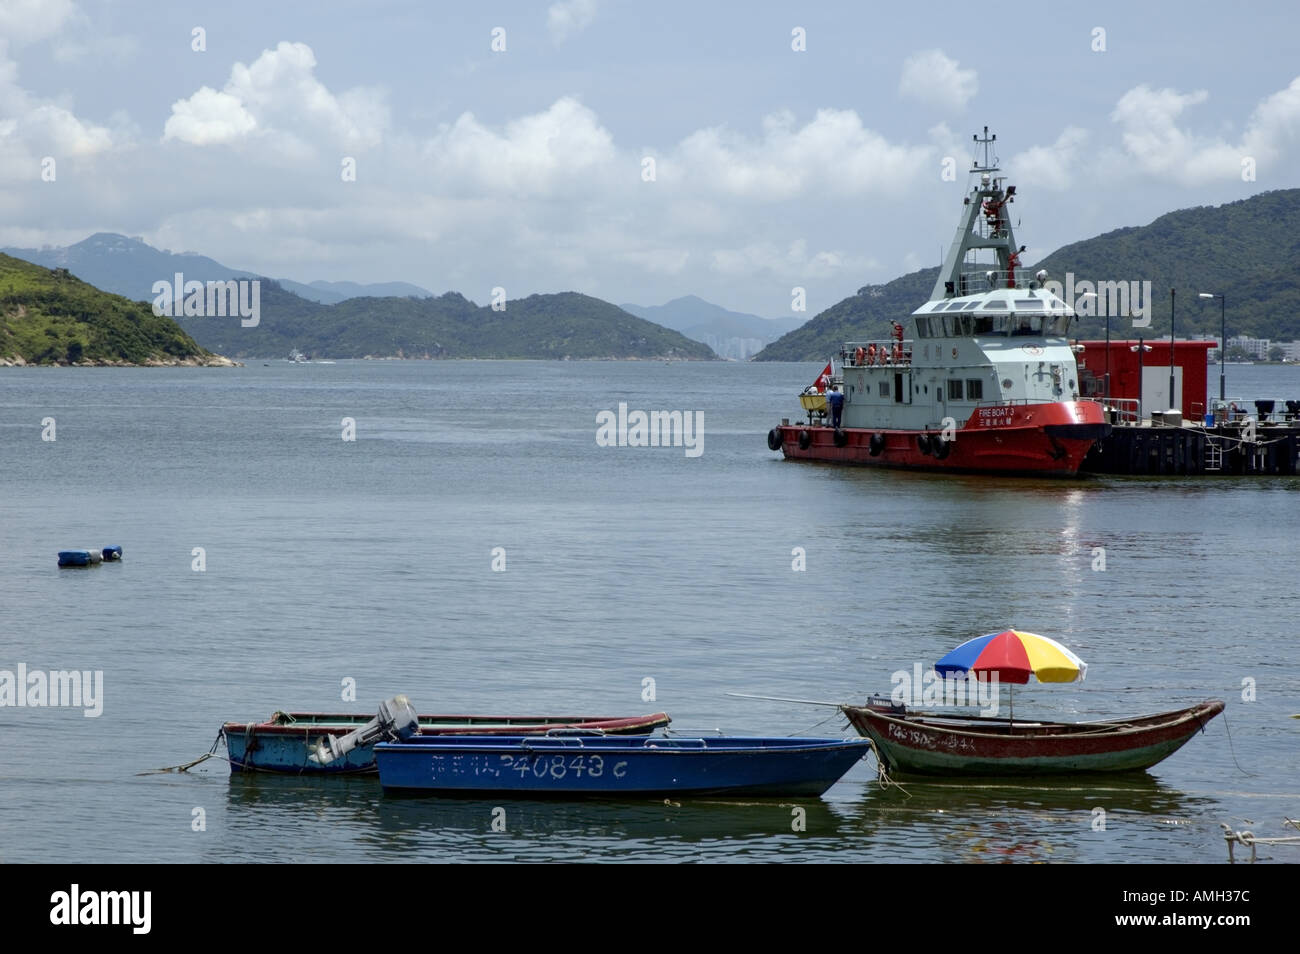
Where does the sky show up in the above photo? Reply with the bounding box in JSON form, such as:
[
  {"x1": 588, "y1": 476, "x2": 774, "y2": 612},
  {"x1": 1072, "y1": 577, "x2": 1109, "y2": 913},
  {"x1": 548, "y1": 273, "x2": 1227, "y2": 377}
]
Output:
[{"x1": 2, "y1": 0, "x2": 1298, "y2": 318}]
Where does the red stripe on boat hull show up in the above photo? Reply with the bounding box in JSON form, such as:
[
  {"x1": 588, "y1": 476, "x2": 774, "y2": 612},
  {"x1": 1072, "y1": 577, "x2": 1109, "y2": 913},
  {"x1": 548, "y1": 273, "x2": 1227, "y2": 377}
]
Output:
[{"x1": 777, "y1": 401, "x2": 1108, "y2": 476}]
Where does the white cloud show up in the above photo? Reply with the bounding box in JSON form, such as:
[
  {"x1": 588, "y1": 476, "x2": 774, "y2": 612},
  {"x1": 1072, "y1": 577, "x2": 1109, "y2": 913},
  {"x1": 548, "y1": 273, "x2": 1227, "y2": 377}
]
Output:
[
  {"x1": 1110, "y1": 79, "x2": 1300, "y2": 184},
  {"x1": 1009, "y1": 126, "x2": 1089, "y2": 190},
  {"x1": 676, "y1": 108, "x2": 932, "y2": 199},
  {"x1": 1240, "y1": 76, "x2": 1300, "y2": 167},
  {"x1": 424, "y1": 96, "x2": 616, "y2": 196},
  {"x1": 1111, "y1": 85, "x2": 1209, "y2": 177},
  {"x1": 164, "y1": 42, "x2": 388, "y2": 149},
  {"x1": 163, "y1": 87, "x2": 256, "y2": 146},
  {"x1": 898, "y1": 49, "x2": 977, "y2": 111},
  {"x1": 0, "y1": 41, "x2": 115, "y2": 160},
  {"x1": 0, "y1": 0, "x2": 79, "y2": 47},
  {"x1": 548, "y1": 0, "x2": 599, "y2": 43}
]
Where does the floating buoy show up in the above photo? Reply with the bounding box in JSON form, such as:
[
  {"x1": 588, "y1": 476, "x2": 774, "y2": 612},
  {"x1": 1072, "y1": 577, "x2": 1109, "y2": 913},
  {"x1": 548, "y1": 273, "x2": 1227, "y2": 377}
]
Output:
[
  {"x1": 102, "y1": 545, "x2": 123, "y2": 561},
  {"x1": 58, "y1": 549, "x2": 99, "y2": 567}
]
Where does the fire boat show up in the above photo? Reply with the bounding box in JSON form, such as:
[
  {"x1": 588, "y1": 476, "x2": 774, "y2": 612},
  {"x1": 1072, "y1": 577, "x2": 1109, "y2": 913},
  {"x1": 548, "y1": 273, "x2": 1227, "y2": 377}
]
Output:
[{"x1": 767, "y1": 128, "x2": 1110, "y2": 475}]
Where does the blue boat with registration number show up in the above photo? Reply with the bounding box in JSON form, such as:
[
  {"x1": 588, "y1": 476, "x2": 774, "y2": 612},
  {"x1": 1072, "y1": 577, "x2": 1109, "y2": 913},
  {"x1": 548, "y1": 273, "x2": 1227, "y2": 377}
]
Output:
[{"x1": 374, "y1": 734, "x2": 870, "y2": 797}]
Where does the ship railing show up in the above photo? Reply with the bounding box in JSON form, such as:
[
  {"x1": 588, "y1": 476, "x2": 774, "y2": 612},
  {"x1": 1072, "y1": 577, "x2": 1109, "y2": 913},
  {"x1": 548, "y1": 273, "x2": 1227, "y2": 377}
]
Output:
[
  {"x1": 1200, "y1": 398, "x2": 1300, "y2": 425},
  {"x1": 954, "y1": 269, "x2": 1049, "y2": 294},
  {"x1": 841, "y1": 340, "x2": 914, "y2": 367},
  {"x1": 1101, "y1": 398, "x2": 1141, "y2": 424},
  {"x1": 971, "y1": 397, "x2": 1069, "y2": 412}
]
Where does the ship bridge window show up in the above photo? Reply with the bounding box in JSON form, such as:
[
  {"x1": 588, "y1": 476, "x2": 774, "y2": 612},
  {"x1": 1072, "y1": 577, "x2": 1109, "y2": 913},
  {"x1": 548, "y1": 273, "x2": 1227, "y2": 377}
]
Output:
[
  {"x1": 1010, "y1": 315, "x2": 1045, "y2": 336},
  {"x1": 972, "y1": 315, "x2": 995, "y2": 334},
  {"x1": 943, "y1": 314, "x2": 979, "y2": 336},
  {"x1": 878, "y1": 380, "x2": 890, "y2": 397},
  {"x1": 1014, "y1": 299, "x2": 1040, "y2": 309},
  {"x1": 981, "y1": 300, "x2": 1007, "y2": 310},
  {"x1": 915, "y1": 317, "x2": 931, "y2": 338},
  {"x1": 1046, "y1": 315, "x2": 1071, "y2": 335},
  {"x1": 943, "y1": 301, "x2": 966, "y2": 310},
  {"x1": 947, "y1": 379, "x2": 963, "y2": 400},
  {"x1": 965, "y1": 378, "x2": 984, "y2": 400},
  {"x1": 962, "y1": 301, "x2": 980, "y2": 310}
]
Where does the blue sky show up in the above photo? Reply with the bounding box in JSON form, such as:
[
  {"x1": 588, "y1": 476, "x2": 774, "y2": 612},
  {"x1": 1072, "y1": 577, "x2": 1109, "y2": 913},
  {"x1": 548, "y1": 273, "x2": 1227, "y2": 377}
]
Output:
[{"x1": 3, "y1": 0, "x2": 1298, "y2": 316}]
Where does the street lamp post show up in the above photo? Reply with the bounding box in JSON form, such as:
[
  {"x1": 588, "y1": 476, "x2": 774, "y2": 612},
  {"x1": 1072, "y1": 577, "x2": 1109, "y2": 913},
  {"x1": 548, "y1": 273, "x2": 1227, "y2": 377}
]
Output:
[
  {"x1": 1131, "y1": 339, "x2": 1153, "y2": 421},
  {"x1": 1169, "y1": 288, "x2": 1177, "y2": 413},
  {"x1": 1199, "y1": 292, "x2": 1226, "y2": 403}
]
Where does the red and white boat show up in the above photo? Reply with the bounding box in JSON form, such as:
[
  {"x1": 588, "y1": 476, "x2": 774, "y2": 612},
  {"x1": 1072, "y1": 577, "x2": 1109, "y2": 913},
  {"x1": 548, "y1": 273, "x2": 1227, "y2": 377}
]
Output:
[{"x1": 767, "y1": 129, "x2": 1110, "y2": 475}]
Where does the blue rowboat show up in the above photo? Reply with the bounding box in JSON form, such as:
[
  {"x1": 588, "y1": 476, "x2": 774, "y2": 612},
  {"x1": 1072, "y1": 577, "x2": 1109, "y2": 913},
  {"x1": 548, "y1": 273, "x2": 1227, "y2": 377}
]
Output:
[
  {"x1": 222, "y1": 709, "x2": 672, "y2": 774},
  {"x1": 374, "y1": 735, "x2": 870, "y2": 797}
]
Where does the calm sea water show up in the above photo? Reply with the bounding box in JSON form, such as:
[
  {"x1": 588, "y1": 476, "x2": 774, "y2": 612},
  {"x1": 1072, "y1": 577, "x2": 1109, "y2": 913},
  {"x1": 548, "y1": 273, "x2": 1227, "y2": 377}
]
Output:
[{"x1": 1, "y1": 360, "x2": 1297, "y2": 863}]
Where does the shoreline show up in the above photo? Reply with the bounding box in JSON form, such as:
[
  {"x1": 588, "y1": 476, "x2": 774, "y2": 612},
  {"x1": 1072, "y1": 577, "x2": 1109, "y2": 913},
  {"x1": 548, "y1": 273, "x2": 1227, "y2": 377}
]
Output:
[{"x1": 0, "y1": 355, "x2": 241, "y2": 368}]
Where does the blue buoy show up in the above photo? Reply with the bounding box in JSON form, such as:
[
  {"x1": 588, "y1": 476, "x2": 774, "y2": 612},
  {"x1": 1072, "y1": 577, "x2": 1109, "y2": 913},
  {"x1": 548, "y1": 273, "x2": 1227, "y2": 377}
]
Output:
[
  {"x1": 58, "y1": 550, "x2": 94, "y2": 567},
  {"x1": 102, "y1": 546, "x2": 123, "y2": 561}
]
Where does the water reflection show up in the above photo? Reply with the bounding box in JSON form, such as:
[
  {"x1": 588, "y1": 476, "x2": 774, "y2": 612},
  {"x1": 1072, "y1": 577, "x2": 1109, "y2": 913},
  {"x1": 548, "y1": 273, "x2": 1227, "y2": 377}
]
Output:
[
  {"x1": 835, "y1": 775, "x2": 1214, "y2": 863},
  {"x1": 224, "y1": 773, "x2": 851, "y2": 860}
]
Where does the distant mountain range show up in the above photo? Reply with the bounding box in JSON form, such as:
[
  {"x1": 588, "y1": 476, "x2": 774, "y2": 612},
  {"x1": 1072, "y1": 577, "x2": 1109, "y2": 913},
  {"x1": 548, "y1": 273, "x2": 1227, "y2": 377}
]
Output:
[
  {"x1": 1, "y1": 234, "x2": 713, "y2": 360},
  {"x1": 620, "y1": 295, "x2": 805, "y2": 360},
  {"x1": 756, "y1": 188, "x2": 1300, "y2": 361},
  {"x1": 2, "y1": 234, "x2": 432, "y2": 305},
  {"x1": 166, "y1": 284, "x2": 716, "y2": 360}
]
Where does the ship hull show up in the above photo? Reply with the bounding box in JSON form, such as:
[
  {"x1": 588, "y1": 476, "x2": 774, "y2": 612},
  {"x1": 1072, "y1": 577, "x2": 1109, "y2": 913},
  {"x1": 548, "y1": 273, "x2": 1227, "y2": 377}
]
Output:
[{"x1": 775, "y1": 401, "x2": 1108, "y2": 476}]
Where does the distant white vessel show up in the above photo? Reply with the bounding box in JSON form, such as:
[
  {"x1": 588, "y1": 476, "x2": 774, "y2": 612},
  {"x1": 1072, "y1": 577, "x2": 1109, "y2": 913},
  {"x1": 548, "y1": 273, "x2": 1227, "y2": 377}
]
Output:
[{"x1": 287, "y1": 349, "x2": 308, "y2": 363}]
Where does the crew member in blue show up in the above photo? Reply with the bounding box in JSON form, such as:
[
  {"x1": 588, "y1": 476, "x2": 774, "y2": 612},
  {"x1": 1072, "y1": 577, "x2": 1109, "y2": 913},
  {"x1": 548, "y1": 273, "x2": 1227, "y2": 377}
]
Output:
[{"x1": 827, "y1": 385, "x2": 845, "y2": 429}]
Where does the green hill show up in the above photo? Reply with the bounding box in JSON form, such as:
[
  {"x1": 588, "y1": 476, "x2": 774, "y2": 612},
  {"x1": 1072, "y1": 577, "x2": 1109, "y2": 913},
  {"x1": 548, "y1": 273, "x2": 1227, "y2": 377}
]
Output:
[
  {"x1": 756, "y1": 188, "x2": 1300, "y2": 360},
  {"x1": 0, "y1": 253, "x2": 227, "y2": 366},
  {"x1": 174, "y1": 287, "x2": 717, "y2": 360}
]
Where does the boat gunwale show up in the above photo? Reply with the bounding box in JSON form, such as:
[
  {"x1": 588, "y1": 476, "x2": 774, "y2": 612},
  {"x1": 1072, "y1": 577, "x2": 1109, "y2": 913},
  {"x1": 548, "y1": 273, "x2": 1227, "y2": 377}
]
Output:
[
  {"x1": 841, "y1": 700, "x2": 1224, "y2": 744},
  {"x1": 375, "y1": 736, "x2": 871, "y2": 755},
  {"x1": 221, "y1": 711, "x2": 672, "y2": 737}
]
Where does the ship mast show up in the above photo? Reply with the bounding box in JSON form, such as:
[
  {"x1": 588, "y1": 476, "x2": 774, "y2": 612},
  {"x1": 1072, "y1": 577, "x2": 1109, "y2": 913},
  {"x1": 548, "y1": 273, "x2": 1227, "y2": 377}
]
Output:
[{"x1": 929, "y1": 127, "x2": 1022, "y2": 301}]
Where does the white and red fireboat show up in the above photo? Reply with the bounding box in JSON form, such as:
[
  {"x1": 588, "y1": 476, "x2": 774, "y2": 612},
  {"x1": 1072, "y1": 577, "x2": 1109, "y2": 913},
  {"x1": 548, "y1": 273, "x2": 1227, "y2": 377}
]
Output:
[{"x1": 767, "y1": 129, "x2": 1110, "y2": 476}]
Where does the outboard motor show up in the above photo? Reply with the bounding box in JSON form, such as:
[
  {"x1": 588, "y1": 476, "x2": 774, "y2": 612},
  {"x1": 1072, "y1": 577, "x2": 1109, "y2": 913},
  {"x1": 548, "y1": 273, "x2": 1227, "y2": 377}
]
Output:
[{"x1": 308, "y1": 695, "x2": 419, "y2": 765}]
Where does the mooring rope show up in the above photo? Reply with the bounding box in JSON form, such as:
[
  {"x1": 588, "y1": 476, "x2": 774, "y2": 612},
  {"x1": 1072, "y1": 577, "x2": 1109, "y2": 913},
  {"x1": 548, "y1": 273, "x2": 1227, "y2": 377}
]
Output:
[
  {"x1": 863, "y1": 738, "x2": 911, "y2": 798},
  {"x1": 1221, "y1": 819, "x2": 1300, "y2": 863},
  {"x1": 786, "y1": 709, "x2": 844, "y2": 736},
  {"x1": 137, "y1": 730, "x2": 228, "y2": 775},
  {"x1": 1217, "y1": 712, "x2": 1254, "y2": 777}
]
